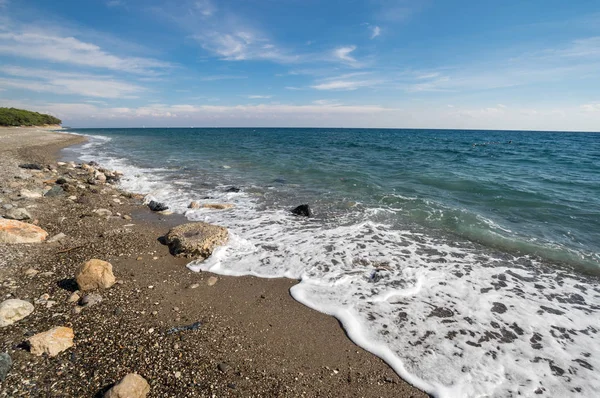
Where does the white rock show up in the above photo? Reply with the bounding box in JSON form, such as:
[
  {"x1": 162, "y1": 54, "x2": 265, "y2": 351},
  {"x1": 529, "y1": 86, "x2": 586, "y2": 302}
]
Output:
[
  {"x1": 104, "y1": 373, "x2": 150, "y2": 398},
  {"x1": 0, "y1": 299, "x2": 34, "y2": 327},
  {"x1": 19, "y1": 189, "x2": 42, "y2": 199},
  {"x1": 47, "y1": 233, "x2": 67, "y2": 243},
  {"x1": 28, "y1": 326, "x2": 74, "y2": 357}
]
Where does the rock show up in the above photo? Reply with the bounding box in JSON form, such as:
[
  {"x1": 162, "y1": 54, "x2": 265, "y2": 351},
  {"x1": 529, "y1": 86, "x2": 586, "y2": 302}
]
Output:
[
  {"x1": 2, "y1": 203, "x2": 14, "y2": 210},
  {"x1": 0, "y1": 299, "x2": 34, "y2": 327},
  {"x1": 201, "y1": 204, "x2": 234, "y2": 210},
  {"x1": 28, "y1": 326, "x2": 74, "y2": 357},
  {"x1": 0, "y1": 353, "x2": 11, "y2": 382},
  {"x1": 94, "y1": 208, "x2": 113, "y2": 217},
  {"x1": 0, "y1": 219, "x2": 48, "y2": 243},
  {"x1": 104, "y1": 373, "x2": 150, "y2": 398},
  {"x1": 207, "y1": 276, "x2": 218, "y2": 286},
  {"x1": 188, "y1": 283, "x2": 200, "y2": 289},
  {"x1": 56, "y1": 177, "x2": 68, "y2": 185},
  {"x1": 44, "y1": 185, "x2": 64, "y2": 197},
  {"x1": 18, "y1": 163, "x2": 43, "y2": 170},
  {"x1": 157, "y1": 210, "x2": 173, "y2": 215},
  {"x1": 122, "y1": 215, "x2": 132, "y2": 220},
  {"x1": 57, "y1": 162, "x2": 66, "y2": 166},
  {"x1": 47, "y1": 232, "x2": 67, "y2": 243},
  {"x1": 4, "y1": 208, "x2": 32, "y2": 221},
  {"x1": 80, "y1": 293, "x2": 102, "y2": 307},
  {"x1": 188, "y1": 201, "x2": 200, "y2": 209},
  {"x1": 94, "y1": 171, "x2": 107, "y2": 184},
  {"x1": 217, "y1": 362, "x2": 231, "y2": 373},
  {"x1": 75, "y1": 259, "x2": 116, "y2": 291},
  {"x1": 224, "y1": 186, "x2": 241, "y2": 193},
  {"x1": 19, "y1": 189, "x2": 43, "y2": 199},
  {"x1": 291, "y1": 204, "x2": 312, "y2": 217},
  {"x1": 148, "y1": 200, "x2": 169, "y2": 212},
  {"x1": 23, "y1": 268, "x2": 39, "y2": 277},
  {"x1": 164, "y1": 222, "x2": 228, "y2": 259},
  {"x1": 67, "y1": 292, "x2": 81, "y2": 303}
]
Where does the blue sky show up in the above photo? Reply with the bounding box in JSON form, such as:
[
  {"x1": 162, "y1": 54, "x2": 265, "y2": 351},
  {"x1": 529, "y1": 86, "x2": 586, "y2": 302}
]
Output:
[{"x1": 0, "y1": 0, "x2": 599, "y2": 130}]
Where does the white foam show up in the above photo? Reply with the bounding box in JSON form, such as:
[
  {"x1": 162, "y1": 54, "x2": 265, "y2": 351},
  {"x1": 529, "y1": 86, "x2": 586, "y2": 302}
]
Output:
[{"x1": 70, "y1": 134, "x2": 600, "y2": 398}]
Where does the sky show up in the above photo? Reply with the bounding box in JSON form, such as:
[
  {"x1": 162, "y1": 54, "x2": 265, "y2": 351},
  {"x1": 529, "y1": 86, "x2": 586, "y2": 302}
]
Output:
[{"x1": 0, "y1": 0, "x2": 600, "y2": 131}]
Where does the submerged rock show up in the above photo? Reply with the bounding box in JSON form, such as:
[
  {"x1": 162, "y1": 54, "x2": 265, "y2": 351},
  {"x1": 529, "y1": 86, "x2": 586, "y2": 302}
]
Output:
[
  {"x1": 291, "y1": 204, "x2": 312, "y2": 217},
  {"x1": 75, "y1": 259, "x2": 116, "y2": 291},
  {"x1": 28, "y1": 326, "x2": 74, "y2": 357},
  {"x1": 104, "y1": 373, "x2": 150, "y2": 398},
  {"x1": 148, "y1": 200, "x2": 169, "y2": 212},
  {"x1": 0, "y1": 219, "x2": 48, "y2": 243},
  {"x1": 224, "y1": 186, "x2": 241, "y2": 193},
  {"x1": 164, "y1": 222, "x2": 228, "y2": 259},
  {"x1": 0, "y1": 299, "x2": 34, "y2": 327}
]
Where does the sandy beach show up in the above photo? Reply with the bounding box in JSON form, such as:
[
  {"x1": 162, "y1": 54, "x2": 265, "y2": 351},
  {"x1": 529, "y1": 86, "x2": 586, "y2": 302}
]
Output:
[{"x1": 0, "y1": 127, "x2": 427, "y2": 397}]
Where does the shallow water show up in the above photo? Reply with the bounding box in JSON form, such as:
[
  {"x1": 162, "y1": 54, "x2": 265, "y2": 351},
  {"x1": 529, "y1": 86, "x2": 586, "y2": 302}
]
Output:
[{"x1": 63, "y1": 128, "x2": 600, "y2": 397}]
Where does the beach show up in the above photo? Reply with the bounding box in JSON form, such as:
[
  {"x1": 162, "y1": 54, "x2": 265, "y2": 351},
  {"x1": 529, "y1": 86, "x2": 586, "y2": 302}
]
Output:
[{"x1": 0, "y1": 127, "x2": 427, "y2": 397}]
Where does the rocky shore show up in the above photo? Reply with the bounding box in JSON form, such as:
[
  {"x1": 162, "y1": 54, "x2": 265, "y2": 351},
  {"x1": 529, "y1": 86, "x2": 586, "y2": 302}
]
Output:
[{"x1": 0, "y1": 127, "x2": 426, "y2": 397}]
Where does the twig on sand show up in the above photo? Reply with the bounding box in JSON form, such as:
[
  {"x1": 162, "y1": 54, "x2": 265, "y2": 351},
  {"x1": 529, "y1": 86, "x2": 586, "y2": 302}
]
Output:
[{"x1": 56, "y1": 245, "x2": 85, "y2": 254}]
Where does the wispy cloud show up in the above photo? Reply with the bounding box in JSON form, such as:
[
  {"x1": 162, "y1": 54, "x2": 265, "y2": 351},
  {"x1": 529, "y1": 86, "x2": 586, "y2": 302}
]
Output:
[
  {"x1": 370, "y1": 26, "x2": 381, "y2": 39},
  {"x1": 106, "y1": 0, "x2": 122, "y2": 7},
  {"x1": 0, "y1": 29, "x2": 172, "y2": 75},
  {"x1": 194, "y1": 0, "x2": 216, "y2": 17},
  {"x1": 581, "y1": 103, "x2": 600, "y2": 112},
  {"x1": 247, "y1": 95, "x2": 272, "y2": 99},
  {"x1": 0, "y1": 66, "x2": 145, "y2": 98},
  {"x1": 193, "y1": 30, "x2": 298, "y2": 63},
  {"x1": 311, "y1": 80, "x2": 377, "y2": 91},
  {"x1": 333, "y1": 46, "x2": 358, "y2": 65}
]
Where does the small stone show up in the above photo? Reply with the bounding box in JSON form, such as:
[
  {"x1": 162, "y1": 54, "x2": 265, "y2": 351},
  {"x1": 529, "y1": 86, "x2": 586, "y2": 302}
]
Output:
[
  {"x1": 47, "y1": 232, "x2": 67, "y2": 243},
  {"x1": 80, "y1": 293, "x2": 102, "y2": 307},
  {"x1": 28, "y1": 326, "x2": 74, "y2": 357},
  {"x1": 75, "y1": 259, "x2": 116, "y2": 291},
  {"x1": 122, "y1": 215, "x2": 132, "y2": 220},
  {"x1": 0, "y1": 299, "x2": 34, "y2": 327},
  {"x1": 4, "y1": 208, "x2": 32, "y2": 221},
  {"x1": 207, "y1": 276, "x2": 218, "y2": 286},
  {"x1": 56, "y1": 177, "x2": 68, "y2": 185},
  {"x1": 94, "y1": 208, "x2": 113, "y2": 217},
  {"x1": 44, "y1": 185, "x2": 64, "y2": 197},
  {"x1": 188, "y1": 284, "x2": 200, "y2": 289},
  {"x1": 148, "y1": 200, "x2": 169, "y2": 212},
  {"x1": 68, "y1": 292, "x2": 81, "y2": 303},
  {"x1": 57, "y1": 162, "x2": 66, "y2": 166},
  {"x1": 23, "y1": 268, "x2": 39, "y2": 277},
  {"x1": 0, "y1": 353, "x2": 12, "y2": 382},
  {"x1": 104, "y1": 373, "x2": 150, "y2": 398},
  {"x1": 174, "y1": 371, "x2": 181, "y2": 379},
  {"x1": 68, "y1": 195, "x2": 77, "y2": 200},
  {"x1": 217, "y1": 362, "x2": 231, "y2": 373},
  {"x1": 72, "y1": 306, "x2": 83, "y2": 314},
  {"x1": 136, "y1": 256, "x2": 142, "y2": 261}
]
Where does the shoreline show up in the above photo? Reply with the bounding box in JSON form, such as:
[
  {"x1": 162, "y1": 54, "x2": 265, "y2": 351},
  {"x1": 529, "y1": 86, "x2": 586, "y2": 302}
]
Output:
[{"x1": 0, "y1": 127, "x2": 427, "y2": 397}]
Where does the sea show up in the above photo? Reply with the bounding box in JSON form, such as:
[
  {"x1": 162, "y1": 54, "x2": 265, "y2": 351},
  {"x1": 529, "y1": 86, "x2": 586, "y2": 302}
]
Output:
[{"x1": 60, "y1": 128, "x2": 600, "y2": 398}]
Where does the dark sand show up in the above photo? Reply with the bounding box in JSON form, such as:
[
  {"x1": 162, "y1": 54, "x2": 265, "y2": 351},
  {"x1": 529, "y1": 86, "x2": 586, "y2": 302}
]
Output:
[{"x1": 0, "y1": 127, "x2": 427, "y2": 397}]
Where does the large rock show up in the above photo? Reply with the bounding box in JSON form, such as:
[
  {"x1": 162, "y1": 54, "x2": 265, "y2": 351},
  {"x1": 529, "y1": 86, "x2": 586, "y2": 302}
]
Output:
[
  {"x1": 28, "y1": 326, "x2": 74, "y2": 357},
  {"x1": 104, "y1": 373, "x2": 150, "y2": 398},
  {"x1": 0, "y1": 353, "x2": 11, "y2": 382},
  {"x1": 75, "y1": 259, "x2": 116, "y2": 291},
  {"x1": 165, "y1": 222, "x2": 228, "y2": 259},
  {"x1": 0, "y1": 299, "x2": 34, "y2": 327},
  {"x1": 18, "y1": 163, "x2": 43, "y2": 170},
  {"x1": 0, "y1": 219, "x2": 48, "y2": 244},
  {"x1": 4, "y1": 208, "x2": 32, "y2": 221}
]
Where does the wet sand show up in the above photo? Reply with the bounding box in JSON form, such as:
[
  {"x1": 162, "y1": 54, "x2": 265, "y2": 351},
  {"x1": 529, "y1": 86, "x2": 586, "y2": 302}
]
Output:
[{"x1": 0, "y1": 127, "x2": 427, "y2": 397}]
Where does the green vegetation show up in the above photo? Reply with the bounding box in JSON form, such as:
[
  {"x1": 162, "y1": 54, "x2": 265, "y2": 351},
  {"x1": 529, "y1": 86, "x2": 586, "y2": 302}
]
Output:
[{"x1": 0, "y1": 107, "x2": 62, "y2": 127}]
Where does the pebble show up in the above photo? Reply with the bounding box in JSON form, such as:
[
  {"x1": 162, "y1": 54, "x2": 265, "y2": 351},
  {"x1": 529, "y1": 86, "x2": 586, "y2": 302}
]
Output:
[
  {"x1": 80, "y1": 293, "x2": 103, "y2": 307},
  {"x1": 207, "y1": 276, "x2": 218, "y2": 286},
  {"x1": 188, "y1": 284, "x2": 200, "y2": 289},
  {"x1": 23, "y1": 268, "x2": 39, "y2": 277},
  {"x1": 47, "y1": 232, "x2": 67, "y2": 243},
  {"x1": 217, "y1": 362, "x2": 231, "y2": 373},
  {"x1": 174, "y1": 371, "x2": 181, "y2": 379},
  {"x1": 68, "y1": 292, "x2": 81, "y2": 303}
]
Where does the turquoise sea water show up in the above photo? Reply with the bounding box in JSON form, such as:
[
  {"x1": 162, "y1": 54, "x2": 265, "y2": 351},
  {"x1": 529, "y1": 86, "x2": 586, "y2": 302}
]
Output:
[{"x1": 64, "y1": 128, "x2": 600, "y2": 398}]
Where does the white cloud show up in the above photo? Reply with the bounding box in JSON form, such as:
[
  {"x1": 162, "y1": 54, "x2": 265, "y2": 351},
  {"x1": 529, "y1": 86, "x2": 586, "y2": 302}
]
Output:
[
  {"x1": 0, "y1": 66, "x2": 144, "y2": 98},
  {"x1": 247, "y1": 95, "x2": 272, "y2": 99},
  {"x1": 311, "y1": 80, "x2": 377, "y2": 91},
  {"x1": 194, "y1": 31, "x2": 298, "y2": 63},
  {"x1": 581, "y1": 103, "x2": 600, "y2": 112},
  {"x1": 371, "y1": 26, "x2": 381, "y2": 39},
  {"x1": 333, "y1": 46, "x2": 357, "y2": 64},
  {"x1": 200, "y1": 74, "x2": 247, "y2": 81},
  {"x1": 0, "y1": 30, "x2": 172, "y2": 75},
  {"x1": 194, "y1": 0, "x2": 216, "y2": 17}
]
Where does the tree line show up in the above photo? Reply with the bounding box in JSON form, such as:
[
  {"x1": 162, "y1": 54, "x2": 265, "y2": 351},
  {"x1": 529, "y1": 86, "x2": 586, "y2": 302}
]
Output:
[{"x1": 0, "y1": 107, "x2": 62, "y2": 127}]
